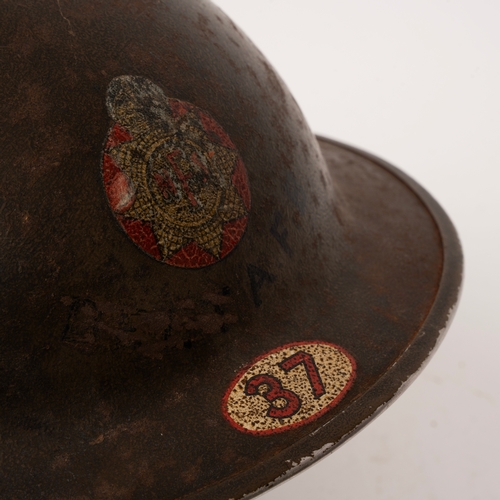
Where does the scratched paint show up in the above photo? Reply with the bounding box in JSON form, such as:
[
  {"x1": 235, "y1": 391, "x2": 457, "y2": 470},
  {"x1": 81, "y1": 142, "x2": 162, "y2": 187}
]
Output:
[
  {"x1": 102, "y1": 75, "x2": 250, "y2": 268},
  {"x1": 223, "y1": 341, "x2": 356, "y2": 435}
]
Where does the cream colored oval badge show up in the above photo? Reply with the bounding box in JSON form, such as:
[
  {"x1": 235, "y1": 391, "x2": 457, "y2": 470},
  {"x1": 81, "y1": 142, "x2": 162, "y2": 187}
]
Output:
[{"x1": 223, "y1": 341, "x2": 356, "y2": 435}]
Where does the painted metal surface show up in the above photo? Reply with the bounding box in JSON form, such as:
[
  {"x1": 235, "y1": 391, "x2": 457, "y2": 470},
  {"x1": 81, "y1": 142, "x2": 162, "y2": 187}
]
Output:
[{"x1": 0, "y1": 1, "x2": 462, "y2": 499}]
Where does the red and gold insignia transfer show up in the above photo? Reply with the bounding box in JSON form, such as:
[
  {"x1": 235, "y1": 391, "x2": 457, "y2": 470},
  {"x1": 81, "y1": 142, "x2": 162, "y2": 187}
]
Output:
[
  {"x1": 223, "y1": 341, "x2": 356, "y2": 435},
  {"x1": 102, "y1": 75, "x2": 250, "y2": 268}
]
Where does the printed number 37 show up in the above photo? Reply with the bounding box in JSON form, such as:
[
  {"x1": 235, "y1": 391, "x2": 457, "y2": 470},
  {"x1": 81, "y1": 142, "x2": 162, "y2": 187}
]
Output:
[{"x1": 244, "y1": 351, "x2": 326, "y2": 419}]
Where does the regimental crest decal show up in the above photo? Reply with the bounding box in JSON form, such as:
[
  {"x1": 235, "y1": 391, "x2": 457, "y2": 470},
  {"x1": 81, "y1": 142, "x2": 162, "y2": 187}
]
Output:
[{"x1": 102, "y1": 75, "x2": 251, "y2": 268}]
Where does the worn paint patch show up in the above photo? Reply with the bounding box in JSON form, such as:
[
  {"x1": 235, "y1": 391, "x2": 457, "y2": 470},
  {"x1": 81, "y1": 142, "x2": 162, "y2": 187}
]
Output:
[
  {"x1": 102, "y1": 75, "x2": 250, "y2": 268},
  {"x1": 223, "y1": 341, "x2": 356, "y2": 435}
]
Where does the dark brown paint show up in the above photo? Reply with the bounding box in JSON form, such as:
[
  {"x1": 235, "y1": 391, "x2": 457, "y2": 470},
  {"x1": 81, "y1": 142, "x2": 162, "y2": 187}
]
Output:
[{"x1": 0, "y1": 1, "x2": 462, "y2": 499}]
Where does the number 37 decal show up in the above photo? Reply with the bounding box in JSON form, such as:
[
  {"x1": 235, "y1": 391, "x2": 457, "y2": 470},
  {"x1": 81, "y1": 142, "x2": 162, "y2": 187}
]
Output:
[{"x1": 223, "y1": 341, "x2": 356, "y2": 435}]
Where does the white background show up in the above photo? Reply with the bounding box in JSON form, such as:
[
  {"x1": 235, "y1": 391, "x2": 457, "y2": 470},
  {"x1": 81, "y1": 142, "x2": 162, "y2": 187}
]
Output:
[{"x1": 211, "y1": 1, "x2": 500, "y2": 499}]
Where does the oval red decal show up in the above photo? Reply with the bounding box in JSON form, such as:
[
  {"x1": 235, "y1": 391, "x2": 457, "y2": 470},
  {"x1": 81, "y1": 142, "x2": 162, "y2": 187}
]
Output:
[
  {"x1": 223, "y1": 341, "x2": 356, "y2": 435},
  {"x1": 102, "y1": 75, "x2": 250, "y2": 268}
]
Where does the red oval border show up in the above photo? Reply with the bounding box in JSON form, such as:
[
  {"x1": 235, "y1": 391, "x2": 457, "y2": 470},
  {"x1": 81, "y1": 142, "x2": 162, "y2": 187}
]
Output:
[{"x1": 222, "y1": 340, "x2": 357, "y2": 436}]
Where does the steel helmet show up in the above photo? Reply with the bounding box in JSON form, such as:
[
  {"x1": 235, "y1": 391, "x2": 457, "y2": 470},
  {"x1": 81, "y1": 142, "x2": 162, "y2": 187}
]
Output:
[{"x1": 0, "y1": 0, "x2": 462, "y2": 498}]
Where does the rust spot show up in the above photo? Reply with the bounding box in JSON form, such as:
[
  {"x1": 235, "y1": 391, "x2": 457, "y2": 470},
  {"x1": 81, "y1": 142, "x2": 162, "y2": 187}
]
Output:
[{"x1": 89, "y1": 434, "x2": 104, "y2": 446}]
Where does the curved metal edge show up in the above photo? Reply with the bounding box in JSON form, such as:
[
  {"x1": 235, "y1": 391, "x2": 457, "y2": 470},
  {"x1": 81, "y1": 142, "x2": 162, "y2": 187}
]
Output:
[{"x1": 185, "y1": 135, "x2": 464, "y2": 500}]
